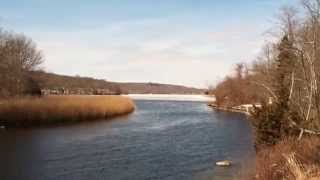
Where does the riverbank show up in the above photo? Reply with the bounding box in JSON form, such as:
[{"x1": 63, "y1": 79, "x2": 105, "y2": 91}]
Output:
[
  {"x1": 249, "y1": 137, "x2": 320, "y2": 180},
  {"x1": 0, "y1": 95, "x2": 135, "y2": 127},
  {"x1": 208, "y1": 103, "x2": 251, "y2": 115}
]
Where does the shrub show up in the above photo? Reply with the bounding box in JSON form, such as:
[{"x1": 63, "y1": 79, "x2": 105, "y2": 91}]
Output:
[{"x1": 253, "y1": 137, "x2": 320, "y2": 180}]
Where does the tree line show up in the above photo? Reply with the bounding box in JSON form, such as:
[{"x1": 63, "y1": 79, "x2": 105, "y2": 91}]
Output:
[{"x1": 210, "y1": 0, "x2": 320, "y2": 147}]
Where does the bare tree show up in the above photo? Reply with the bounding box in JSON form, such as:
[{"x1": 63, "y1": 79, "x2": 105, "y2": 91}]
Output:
[{"x1": 0, "y1": 29, "x2": 44, "y2": 97}]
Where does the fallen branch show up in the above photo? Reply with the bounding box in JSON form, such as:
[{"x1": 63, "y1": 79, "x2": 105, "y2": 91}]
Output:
[{"x1": 298, "y1": 128, "x2": 320, "y2": 140}]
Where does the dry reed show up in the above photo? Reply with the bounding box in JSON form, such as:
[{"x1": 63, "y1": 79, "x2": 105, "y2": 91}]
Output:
[
  {"x1": 0, "y1": 95, "x2": 135, "y2": 127},
  {"x1": 252, "y1": 137, "x2": 320, "y2": 180}
]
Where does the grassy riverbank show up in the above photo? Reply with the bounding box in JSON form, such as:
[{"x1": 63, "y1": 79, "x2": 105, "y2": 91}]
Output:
[
  {"x1": 248, "y1": 137, "x2": 320, "y2": 180},
  {"x1": 0, "y1": 95, "x2": 135, "y2": 127}
]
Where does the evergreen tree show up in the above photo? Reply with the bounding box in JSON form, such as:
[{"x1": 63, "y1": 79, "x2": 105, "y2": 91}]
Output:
[{"x1": 252, "y1": 35, "x2": 298, "y2": 148}]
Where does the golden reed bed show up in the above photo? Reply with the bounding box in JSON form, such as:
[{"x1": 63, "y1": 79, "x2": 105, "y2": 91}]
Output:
[{"x1": 0, "y1": 95, "x2": 135, "y2": 127}]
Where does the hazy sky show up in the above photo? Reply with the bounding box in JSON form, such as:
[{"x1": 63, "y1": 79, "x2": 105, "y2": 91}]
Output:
[{"x1": 1, "y1": 0, "x2": 298, "y2": 88}]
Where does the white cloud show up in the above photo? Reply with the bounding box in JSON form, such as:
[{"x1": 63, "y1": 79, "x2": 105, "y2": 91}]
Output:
[{"x1": 28, "y1": 18, "x2": 267, "y2": 88}]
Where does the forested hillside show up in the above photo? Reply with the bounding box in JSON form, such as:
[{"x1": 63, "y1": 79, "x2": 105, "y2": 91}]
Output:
[
  {"x1": 31, "y1": 71, "x2": 205, "y2": 95},
  {"x1": 117, "y1": 82, "x2": 204, "y2": 94}
]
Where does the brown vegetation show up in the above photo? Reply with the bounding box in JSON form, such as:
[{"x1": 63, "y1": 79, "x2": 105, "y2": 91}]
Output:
[
  {"x1": 210, "y1": 63, "x2": 266, "y2": 107},
  {"x1": 252, "y1": 137, "x2": 320, "y2": 180},
  {"x1": 0, "y1": 96, "x2": 135, "y2": 127},
  {"x1": 0, "y1": 29, "x2": 43, "y2": 98}
]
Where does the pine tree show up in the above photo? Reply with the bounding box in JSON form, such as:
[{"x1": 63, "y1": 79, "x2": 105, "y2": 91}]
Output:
[{"x1": 252, "y1": 35, "x2": 298, "y2": 148}]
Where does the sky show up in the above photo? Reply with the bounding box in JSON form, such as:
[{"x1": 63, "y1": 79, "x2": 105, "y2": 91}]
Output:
[{"x1": 0, "y1": 0, "x2": 299, "y2": 88}]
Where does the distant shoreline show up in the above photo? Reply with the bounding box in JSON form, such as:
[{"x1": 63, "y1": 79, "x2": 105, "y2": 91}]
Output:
[
  {"x1": 125, "y1": 94, "x2": 215, "y2": 102},
  {"x1": 31, "y1": 71, "x2": 205, "y2": 96}
]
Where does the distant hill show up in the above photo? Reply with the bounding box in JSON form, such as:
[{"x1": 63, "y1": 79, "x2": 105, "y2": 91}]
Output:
[
  {"x1": 118, "y1": 82, "x2": 204, "y2": 94},
  {"x1": 30, "y1": 71, "x2": 205, "y2": 95}
]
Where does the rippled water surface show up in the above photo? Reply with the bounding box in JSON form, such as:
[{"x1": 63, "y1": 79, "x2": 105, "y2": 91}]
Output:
[{"x1": 0, "y1": 100, "x2": 255, "y2": 180}]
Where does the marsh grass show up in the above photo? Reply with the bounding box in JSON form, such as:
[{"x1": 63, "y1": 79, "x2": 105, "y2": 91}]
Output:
[
  {"x1": 251, "y1": 137, "x2": 320, "y2": 180},
  {"x1": 0, "y1": 95, "x2": 135, "y2": 127}
]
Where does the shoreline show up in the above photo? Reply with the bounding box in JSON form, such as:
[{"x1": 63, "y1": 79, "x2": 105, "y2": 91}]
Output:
[{"x1": 207, "y1": 103, "x2": 250, "y2": 115}]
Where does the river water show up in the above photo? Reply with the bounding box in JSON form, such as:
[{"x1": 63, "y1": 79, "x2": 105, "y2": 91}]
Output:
[{"x1": 0, "y1": 99, "x2": 255, "y2": 180}]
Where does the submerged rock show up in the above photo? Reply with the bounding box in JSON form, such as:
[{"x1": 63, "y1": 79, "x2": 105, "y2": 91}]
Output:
[{"x1": 216, "y1": 160, "x2": 232, "y2": 166}]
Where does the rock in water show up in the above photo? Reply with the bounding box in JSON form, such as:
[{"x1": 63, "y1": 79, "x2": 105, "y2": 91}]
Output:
[{"x1": 216, "y1": 160, "x2": 232, "y2": 166}]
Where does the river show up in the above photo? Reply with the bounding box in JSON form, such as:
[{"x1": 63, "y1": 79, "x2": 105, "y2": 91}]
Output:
[{"x1": 0, "y1": 98, "x2": 255, "y2": 180}]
